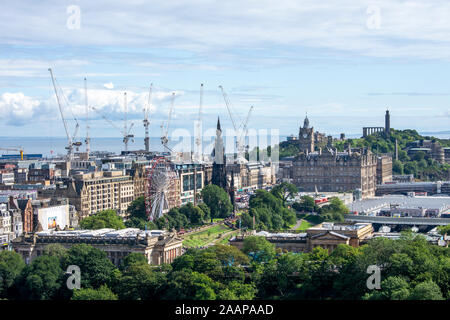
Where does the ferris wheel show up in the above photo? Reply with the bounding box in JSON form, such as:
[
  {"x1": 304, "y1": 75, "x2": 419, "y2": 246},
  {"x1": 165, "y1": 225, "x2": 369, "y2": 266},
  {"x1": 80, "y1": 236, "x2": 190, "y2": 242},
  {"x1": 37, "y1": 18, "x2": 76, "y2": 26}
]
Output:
[{"x1": 145, "y1": 157, "x2": 178, "y2": 221}]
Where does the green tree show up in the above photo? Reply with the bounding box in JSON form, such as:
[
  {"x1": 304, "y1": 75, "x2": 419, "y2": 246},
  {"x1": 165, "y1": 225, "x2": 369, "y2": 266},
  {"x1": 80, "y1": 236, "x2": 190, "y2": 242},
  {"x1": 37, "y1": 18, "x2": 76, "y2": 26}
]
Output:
[
  {"x1": 162, "y1": 270, "x2": 218, "y2": 300},
  {"x1": 16, "y1": 255, "x2": 64, "y2": 300},
  {"x1": 43, "y1": 243, "x2": 68, "y2": 262},
  {"x1": 80, "y1": 210, "x2": 125, "y2": 230},
  {"x1": 320, "y1": 197, "x2": 349, "y2": 222},
  {"x1": 201, "y1": 184, "x2": 233, "y2": 220},
  {"x1": 437, "y1": 225, "x2": 450, "y2": 236},
  {"x1": 208, "y1": 244, "x2": 250, "y2": 266},
  {"x1": 127, "y1": 196, "x2": 146, "y2": 220},
  {"x1": 0, "y1": 250, "x2": 25, "y2": 298},
  {"x1": 363, "y1": 276, "x2": 411, "y2": 300},
  {"x1": 409, "y1": 280, "x2": 444, "y2": 300},
  {"x1": 413, "y1": 151, "x2": 426, "y2": 161},
  {"x1": 247, "y1": 189, "x2": 296, "y2": 230},
  {"x1": 216, "y1": 281, "x2": 256, "y2": 300},
  {"x1": 198, "y1": 203, "x2": 211, "y2": 221},
  {"x1": 270, "y1": 182, "x2": 298, "y2": 205},
  {"x1": 72, "y1": 284, "x2": 118, "y2": 300},
  {"x1": 392, "y1": 160, "x2": 404, "y2": 175},
  {"x1": 297, "y1": 195, "x2": 316, "y2": 212},
  {"x1": 404, "y1": 161, "x2": 418, "y2": 176},
  {"x1": 179, "y1": 202, "x2": 205, "y2": 225},
  {"x1": 119, "y1": 252, "x2": 148, "y2": 272},
  {"x1": 241, "y1": 236, "x2": 276, "y2": 262},
  {"x1": 257, "y1": 252, "x2": 305, "y2": 298},
  {"x1": 64, "y1": 244, "x2": 119, "y2": 289},
  {"x1": 125, "y1": 196, "x2": 157, "y2": 229},
  {"x1": 117, "y1": 263, "x2": 165, "y2": 300}
]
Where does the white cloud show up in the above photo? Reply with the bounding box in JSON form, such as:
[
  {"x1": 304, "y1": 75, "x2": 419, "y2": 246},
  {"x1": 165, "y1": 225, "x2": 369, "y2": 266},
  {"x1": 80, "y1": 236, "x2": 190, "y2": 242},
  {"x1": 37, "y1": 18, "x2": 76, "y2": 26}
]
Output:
[
  {"x1": 0, "y1": 92, "x2": 50, "y2": 125},
  {"x1": 0, "y1": 87, "x2": 186, "y2": 128},
  {"x1": 2, "y1": 1, "x2": 450, "y2": 60},
  {"x1": 103, "y1": 82, "x2": 114, "y2": 89}
]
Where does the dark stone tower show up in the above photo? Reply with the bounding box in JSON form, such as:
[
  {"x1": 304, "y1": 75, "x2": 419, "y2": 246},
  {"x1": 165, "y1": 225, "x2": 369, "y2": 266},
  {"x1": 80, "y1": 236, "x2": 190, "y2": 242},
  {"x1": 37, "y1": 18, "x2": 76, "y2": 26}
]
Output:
[
  {"x1": 385, "y1": 109, "x2": 390, "y2": 138},
  {"x1": 212, "y1": 117, "x2": 227, "y2": 189},
  {"x1": 299, "y1": 115, "x2": 314, "y2": 153}
]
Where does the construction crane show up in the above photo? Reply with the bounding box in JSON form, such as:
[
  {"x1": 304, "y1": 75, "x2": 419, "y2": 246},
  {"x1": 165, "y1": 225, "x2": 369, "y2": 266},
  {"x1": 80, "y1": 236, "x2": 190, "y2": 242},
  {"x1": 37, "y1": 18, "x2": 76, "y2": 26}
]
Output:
[
  {"x1": 0, "y1": 147, "x2": 24, "y2": 160},
  {"x1": 122, "y1": 92, "x2": 134, "y2": 152},
  {"x1": 143, "y1": 83, "x2": 153, "y2": 152},
  {"x1": 241, "y1": 105, "x2": 254, "y2": 155},
  {"x1": 48, "y1": 68, "x2": 82, "y2": 161},
  {"x1": 160, "y1": 92, "x2": 176, "y2": 153},
  {"x1": 84, "y1": 77, "x2": 90, "y2": 159},
  {"x1": 218, "y1": 85, "x2": 253, "y2": 163},
  {"x1": 194, "y1": 84, "x2": 204, "y2": 163},
  {"x1": 90, "y1": 102, "x2": 134, "y2": 152}
]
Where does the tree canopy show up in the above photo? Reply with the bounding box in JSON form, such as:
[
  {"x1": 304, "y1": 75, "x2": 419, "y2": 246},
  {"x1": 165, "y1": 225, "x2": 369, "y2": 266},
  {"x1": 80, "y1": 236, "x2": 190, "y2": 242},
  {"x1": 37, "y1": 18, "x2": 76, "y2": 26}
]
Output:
[
  {"x1": 0, "y1": 229, "x2": 448, "y2": 301},
  {"x1": 80, "y1": 210, "x2": 125, "y2": 230},
  {"x1": 201, "y1": 184, "x2": 233, "y2": 220}
]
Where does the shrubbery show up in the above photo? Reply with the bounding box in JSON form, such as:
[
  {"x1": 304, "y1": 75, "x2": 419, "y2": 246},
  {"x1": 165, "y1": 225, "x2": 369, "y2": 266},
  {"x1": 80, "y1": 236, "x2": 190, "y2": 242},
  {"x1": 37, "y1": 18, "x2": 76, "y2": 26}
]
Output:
[{"x1": 0, "y1": 232, "x2": 448, "y2": 300}]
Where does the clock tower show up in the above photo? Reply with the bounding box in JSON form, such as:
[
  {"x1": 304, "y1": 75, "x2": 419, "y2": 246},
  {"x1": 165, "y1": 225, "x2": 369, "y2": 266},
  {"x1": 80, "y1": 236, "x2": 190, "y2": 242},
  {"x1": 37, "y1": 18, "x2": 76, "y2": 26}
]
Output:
[{"x1": 299, "y1": 115, "x2": 314, "y2": 153}]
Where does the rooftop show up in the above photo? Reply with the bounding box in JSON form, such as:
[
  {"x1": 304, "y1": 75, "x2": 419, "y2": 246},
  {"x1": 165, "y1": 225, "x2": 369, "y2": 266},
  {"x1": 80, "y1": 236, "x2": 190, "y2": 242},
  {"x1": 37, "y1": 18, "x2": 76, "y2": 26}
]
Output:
[
  {"x1": 348, "y1": 195, "x2": 450, "y2": 214},
  {"x1": 309, "y1": 222, "x2": 371, "y2": 231},
  {"x1": 34, "y1": 228, "x2": 167, "y2": 239}
]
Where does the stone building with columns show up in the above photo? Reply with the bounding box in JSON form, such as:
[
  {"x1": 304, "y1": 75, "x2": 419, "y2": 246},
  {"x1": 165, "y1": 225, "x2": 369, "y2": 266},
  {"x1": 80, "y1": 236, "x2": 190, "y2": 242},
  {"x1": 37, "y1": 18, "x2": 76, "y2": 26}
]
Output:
[
  {"x1": 230, "y1": 222, "x2": 374, "y2": 253},
  {"x1": 362, "y1": 110, "x2": 391, "y2": 138},
  {"x1": 11, "y1": 228, "x2": 183, "y2": 266}
]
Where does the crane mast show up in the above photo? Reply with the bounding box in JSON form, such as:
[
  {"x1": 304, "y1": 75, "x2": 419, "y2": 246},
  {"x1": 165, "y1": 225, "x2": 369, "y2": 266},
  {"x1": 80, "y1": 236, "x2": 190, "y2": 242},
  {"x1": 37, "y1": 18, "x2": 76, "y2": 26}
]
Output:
[
  {"x1": 218, "y1": 85, "x2": 253, "y2": 163},
  {"x1": 121, "y1": 92, "x2": 135, "y2": 152},
  {"x1": 90, "y1": 102, "x2": 134, "y2": 152},
  {"x1": 124, "y1": 92, "x2": 128, "y2": 151},
  {"x1": 84, "y1": 77, "x2": 90, "y2": 159},
  {"x1": 218, "y1": 85, "x2": 238, "y2": 132},
  {"x1": 161, "y1": 92, "x2": 176, "y2": 153},
  {"x1": 144, "y1": 84, "x2": 152, "y2": 152},
  {"x1": 48, "y1": 68, "x2": 74, "y2": 161},
  {"x1": 219, "y1": 85, "x2": 241, "y2": 163},
  {"x1": 195, "y1": 84, "x2": 204, "y2": 162},
  {"x1": 241, "y1": 106, "x2": 254, "y2": 157}
]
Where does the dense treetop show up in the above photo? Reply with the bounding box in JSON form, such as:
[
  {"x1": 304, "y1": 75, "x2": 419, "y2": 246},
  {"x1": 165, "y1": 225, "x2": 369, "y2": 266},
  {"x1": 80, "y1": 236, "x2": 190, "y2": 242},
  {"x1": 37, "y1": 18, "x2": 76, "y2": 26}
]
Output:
[{"x1": 0, "y1": 232, "x2": 448, "y2": 300}]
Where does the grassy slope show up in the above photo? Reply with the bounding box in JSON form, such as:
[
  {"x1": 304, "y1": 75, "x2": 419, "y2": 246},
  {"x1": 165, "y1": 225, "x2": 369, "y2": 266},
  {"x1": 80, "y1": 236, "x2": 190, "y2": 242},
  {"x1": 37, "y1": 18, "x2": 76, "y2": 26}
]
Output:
[{"x1": 183, "y1": 224, "x2": 232, "y2": 247}]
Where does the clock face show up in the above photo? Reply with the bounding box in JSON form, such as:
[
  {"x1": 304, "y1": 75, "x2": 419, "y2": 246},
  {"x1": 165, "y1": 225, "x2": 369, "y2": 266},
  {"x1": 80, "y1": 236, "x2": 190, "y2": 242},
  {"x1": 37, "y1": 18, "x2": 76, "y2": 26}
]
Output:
[{"x1": 303, "y1": 133, "x2": 308, "y2": 138}]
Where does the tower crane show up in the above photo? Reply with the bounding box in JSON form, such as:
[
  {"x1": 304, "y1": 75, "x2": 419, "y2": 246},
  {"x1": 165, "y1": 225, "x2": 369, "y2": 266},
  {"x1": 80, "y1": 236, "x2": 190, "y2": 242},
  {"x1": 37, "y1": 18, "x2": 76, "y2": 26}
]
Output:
[
  {"x1": 122, "y1": 92, "x2": 134, "y2": 152},
  {"x1": 241, "y1": 105, "x2": 254, "y2": 154},
  {"x1": 160, "y1": 92, "x2": 176, "y2": 153},
  {"x1": 90, "y1": 96, "x2": 134, "y2": 152},
  {"x1": 143, "y1": 84, "x2": 152, "y2": 152},
  {"x1": 194, "y1": 84, "x2": 204, "y2": 163},
  {"x1": 84, "y1": 77, "x2": 90, "y2": 159},
  {"x1": 218, "y1": 85, "x2": 253, "y2": 163},
  {"x1": 48, "y1": 68, "x2": 82, "y2": 161}
]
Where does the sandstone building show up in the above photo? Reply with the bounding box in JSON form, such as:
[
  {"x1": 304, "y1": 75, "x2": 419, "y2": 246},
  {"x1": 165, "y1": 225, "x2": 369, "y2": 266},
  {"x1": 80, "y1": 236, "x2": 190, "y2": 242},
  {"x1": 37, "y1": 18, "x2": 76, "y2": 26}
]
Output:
[
  {"x1": 284, "y1": 116, "x2": 384, "y2": 198},
  {"x1": 230, "y1": 222, "x2": 374, "y2": 253},
  {"x1": 12, "y1": 228, "x2": 183, "y2": 266},
  {"x1": 39, "y1": 171, "x2": 134, "y2": 219}
]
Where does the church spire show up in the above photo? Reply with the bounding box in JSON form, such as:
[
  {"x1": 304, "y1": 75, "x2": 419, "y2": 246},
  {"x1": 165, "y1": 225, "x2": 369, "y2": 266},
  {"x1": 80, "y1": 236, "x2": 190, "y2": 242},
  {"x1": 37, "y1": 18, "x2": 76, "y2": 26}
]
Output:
[
  {"x1": 217, "y1": 116, "x2": 222, "y2": 132},
  {"x1": 303, "y1": 113, "x2": 309, "y2": 128}
]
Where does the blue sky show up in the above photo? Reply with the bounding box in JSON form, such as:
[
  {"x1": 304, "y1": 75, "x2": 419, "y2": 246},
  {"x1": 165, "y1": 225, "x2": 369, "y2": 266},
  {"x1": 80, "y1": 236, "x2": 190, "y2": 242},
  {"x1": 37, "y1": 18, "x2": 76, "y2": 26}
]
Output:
[{"x1": 0, "y1": 0, "x2": 449, "y2": 141}]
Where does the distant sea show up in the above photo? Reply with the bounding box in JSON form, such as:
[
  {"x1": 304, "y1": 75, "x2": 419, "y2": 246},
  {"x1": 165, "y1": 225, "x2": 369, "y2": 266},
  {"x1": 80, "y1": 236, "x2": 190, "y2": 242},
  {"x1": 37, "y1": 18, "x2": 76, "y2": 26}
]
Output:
[
  {"x1": 0, "y1": 136, "x2": 166, "y2": 157},
  {"x1": 0, "y1": 136, "x2": 288, "y2": 158},
  {"x1": 0, "y1": 132, "x2": 448, "y2": 158}
]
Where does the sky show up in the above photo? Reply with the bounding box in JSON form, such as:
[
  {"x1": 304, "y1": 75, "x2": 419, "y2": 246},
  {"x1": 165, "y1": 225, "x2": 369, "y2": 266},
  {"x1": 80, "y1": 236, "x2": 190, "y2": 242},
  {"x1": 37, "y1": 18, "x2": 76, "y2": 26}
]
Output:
[{"x1": 1, "y1": 0, "x2": 450, "y2": 144}]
